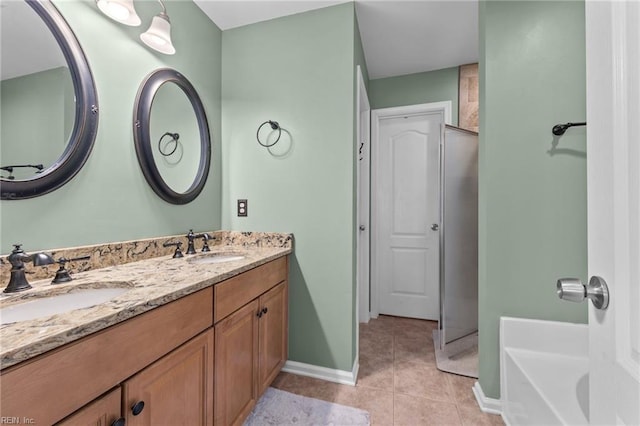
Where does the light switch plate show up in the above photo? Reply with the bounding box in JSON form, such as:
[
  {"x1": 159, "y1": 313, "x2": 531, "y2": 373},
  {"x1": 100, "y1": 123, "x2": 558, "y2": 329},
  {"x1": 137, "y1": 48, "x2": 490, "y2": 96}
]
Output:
[{"x1": 237, "y1": 199, "x2": 247, "y2": 217}]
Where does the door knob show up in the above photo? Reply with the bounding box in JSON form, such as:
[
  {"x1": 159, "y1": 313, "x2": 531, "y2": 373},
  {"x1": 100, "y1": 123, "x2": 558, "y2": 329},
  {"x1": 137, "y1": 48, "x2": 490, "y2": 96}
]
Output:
[
  {"x1": 557, "y1": 276, "x2": 609, "y2": 310},
  {"x1": 111, "y1": 418, "x2": 125, "y2": 426},
  {"x1": 431, "y1": 224, "x2": 439, "y2": 231},
  {"x1": 359, "y1": 225, "x2": 366, "y2": 231},
  {"x1": 131, "y1": 400, "x2": 145, "y2": 416}
]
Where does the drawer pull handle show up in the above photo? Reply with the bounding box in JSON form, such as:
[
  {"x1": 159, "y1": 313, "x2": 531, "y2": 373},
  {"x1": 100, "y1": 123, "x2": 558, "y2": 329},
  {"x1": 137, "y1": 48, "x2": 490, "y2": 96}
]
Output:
[
  {"x1": 257, "y1": 310, "x2": 263, "y2": 318},
  {"x1": 111, "y1": 417, "x2": 126, "y2": 426},
  {"x1": 262, "y1": 307, "x2": 268, "y2": 315},
  {"x1": 131, "y1": 401, "x2": 145, "y2": 416}
]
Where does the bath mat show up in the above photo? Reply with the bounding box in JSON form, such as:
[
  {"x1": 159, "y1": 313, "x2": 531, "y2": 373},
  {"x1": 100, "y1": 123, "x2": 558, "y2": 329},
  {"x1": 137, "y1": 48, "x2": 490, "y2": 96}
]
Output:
[
  {"x1": 244, "y1": 387, "x2": 370, "y2": 426},
  {"x1": 432, "y1": 329, "x2": 478, "y2": 378}
]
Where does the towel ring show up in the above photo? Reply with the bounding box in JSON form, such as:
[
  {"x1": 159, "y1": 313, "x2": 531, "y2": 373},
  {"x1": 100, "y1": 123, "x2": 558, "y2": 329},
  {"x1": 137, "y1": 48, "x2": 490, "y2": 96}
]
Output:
[
  {"x1": 256, "y1": 120, "x2": 281, "y2": 148},
  {"x1": 158, "y1": 132, "x2": 179, "y2": 156}
]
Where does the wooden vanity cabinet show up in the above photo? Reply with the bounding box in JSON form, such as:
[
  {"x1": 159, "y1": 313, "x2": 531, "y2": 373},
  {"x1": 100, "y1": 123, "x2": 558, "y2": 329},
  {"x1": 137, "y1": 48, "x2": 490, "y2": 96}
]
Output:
[
  {"x1": 214, "y1": 299, "x2": 260, "y2": 425},
  {"x1": 258, "y1": 281, "x2": 288, "y2": 396},
  {"x1": 123, "y1": 329, "x2": 214, "y2": 426},
  {"x1": 0, "y1": 255, "x2": 289, "y2": 426},
  {"x1": 0, "y1": 288, "x2": 213, "y2": 425},
  {"x1": 213, "y1": 257, "x2": 288, "y2": 426},
  {"x1": 57, "y1": 387, "x2": 122, "y2": 426}
]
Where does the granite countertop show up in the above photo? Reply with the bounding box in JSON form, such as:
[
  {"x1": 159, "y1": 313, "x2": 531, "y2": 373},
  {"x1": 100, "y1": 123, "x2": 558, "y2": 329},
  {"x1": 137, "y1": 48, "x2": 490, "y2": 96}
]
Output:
[{"x1": 0, "y1": 245, "x2": 291, "y2": 370}]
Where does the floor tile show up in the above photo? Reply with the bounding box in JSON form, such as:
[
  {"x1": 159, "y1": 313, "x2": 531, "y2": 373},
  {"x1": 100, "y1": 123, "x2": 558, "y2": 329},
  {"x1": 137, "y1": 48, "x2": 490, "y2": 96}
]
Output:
[
  {"x1": 394, "y1": 360, "x2": 455, "y2": 403},
  {"x1": 333, "y1": 386, "x2": 394, "y2": 426},
  {"x1": 393, "y1": 318, "x2": 436, "y2": 340},
  {"x1": 271, "y1": 314, "x2": 494, "y2": 425},
  {"x1": 394, "y1": 336, "x2": 436, "y2": 365},
  {"x1": 446, "y1": 373, "x2": 478, "y2": 408},
  {"x1": 360, "y1": 332, "x2": 394, "y2": 360},
  {"x1": 394, "y1": 393, "x2": 461, "y2": 425},
  {"x1": 357, "y1": 354, "x2": 394, "y2": 390}
]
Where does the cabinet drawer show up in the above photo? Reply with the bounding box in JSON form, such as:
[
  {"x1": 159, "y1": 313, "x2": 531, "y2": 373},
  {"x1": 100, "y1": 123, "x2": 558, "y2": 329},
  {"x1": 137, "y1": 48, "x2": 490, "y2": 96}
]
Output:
[
  {"x1": 214, "y1": 257, "x2": 286, "y2": 323},
  {"x1": 0, "y1": 287, "x2": 213, "y2": 425}
]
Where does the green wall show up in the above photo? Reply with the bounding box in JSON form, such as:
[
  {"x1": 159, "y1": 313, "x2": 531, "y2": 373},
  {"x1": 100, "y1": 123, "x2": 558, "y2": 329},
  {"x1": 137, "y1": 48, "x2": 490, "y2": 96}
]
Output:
[
  {"x1": 221, "y1": 3, "x2": 361, "y2": 372},
  {"x1": 1, "y1": 67, "x2": 74, "y2": 180},
  {"x1": 0, "y1": 0, "x2": 222, "y2": 253},
  {"x1": 478, "y1": 0, "x2": 588, "y2": 399},
  {"x1": 368, "y1": 67, "x2": 459, "y2": 124}
]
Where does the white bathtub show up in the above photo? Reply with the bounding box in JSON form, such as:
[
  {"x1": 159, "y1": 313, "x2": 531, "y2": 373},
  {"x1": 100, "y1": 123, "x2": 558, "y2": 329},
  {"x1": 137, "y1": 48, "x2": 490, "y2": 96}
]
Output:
[{"x1": 500, "y1": 317, "x2": 589, "y2": 425}]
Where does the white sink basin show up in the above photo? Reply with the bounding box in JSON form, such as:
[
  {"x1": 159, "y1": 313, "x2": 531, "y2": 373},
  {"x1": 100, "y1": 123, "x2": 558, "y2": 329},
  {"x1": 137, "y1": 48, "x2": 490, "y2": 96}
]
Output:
[
  {"x1": 188, "y1": 253, "x2": 245, "y2": 265},
  {"x1": 0, "y1": 287, "x2": 129, "y2": 325}
]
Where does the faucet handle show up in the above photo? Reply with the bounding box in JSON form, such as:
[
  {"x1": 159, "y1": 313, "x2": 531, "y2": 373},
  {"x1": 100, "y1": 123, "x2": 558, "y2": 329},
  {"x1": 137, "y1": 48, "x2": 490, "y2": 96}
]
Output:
[
  {"x1": 51, "y1": 255, "x2": 90, "y2": 284},
  {"x1": 163, "y1": 241, "x2": 184, "y2": 258},
  {"x1": 200, "y1": 233, "x2": 214, "y2": 252}
]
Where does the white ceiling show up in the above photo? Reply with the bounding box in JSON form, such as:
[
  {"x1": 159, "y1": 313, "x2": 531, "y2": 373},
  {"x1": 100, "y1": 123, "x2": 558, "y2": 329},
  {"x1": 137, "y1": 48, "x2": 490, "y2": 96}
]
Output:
[
  {"x1": 1, "y1": 0, "x2": 478, "y2": 82},
  {"x1": 194, "y1": 0, "x2": 479, "y2": 80}
]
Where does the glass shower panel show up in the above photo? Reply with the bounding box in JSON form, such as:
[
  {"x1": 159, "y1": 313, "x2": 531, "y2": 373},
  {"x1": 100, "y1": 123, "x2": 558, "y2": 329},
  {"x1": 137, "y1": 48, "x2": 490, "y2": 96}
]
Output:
[{"x1": 440, "y1": 125, "x2": 479, "y2": 347}]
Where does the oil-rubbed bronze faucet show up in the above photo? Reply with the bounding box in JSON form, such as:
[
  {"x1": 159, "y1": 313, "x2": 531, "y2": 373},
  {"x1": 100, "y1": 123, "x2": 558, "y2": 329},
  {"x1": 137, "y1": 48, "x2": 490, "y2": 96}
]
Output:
[
  {"x1": 186, "y1": 230, "x2": 197, "y2": 254},
  {"x1": 4, "y1": 244, "x2": 55, "y2": 293},
  {"x1": 186, "y1": 230, "x2": 215, "y2": 254}
]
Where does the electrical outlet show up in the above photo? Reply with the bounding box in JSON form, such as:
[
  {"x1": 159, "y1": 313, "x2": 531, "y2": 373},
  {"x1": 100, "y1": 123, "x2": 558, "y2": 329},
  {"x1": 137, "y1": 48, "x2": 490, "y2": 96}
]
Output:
[{"x1": 237, "y1": 199, "x2": 248, "y2": 217}]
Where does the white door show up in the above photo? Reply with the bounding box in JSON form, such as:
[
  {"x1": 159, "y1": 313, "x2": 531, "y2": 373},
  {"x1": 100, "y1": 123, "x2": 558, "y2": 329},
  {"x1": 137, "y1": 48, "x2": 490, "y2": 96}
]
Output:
[
  {"x1": 586, "y1": 1, "x2": 640, "y2": 424},
  {"x1": 373, "y1": 107, "x2": 444, "y2": 320}
]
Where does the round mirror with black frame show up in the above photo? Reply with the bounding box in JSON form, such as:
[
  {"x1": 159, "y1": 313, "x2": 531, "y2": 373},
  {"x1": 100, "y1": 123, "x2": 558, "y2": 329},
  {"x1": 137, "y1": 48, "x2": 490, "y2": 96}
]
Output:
[
  {"x1": 133, "y1": 68, "x2": 211, "y2": 205},
  {"x1": 0, "y1": 0, "x2": 99, "y2": 200}
]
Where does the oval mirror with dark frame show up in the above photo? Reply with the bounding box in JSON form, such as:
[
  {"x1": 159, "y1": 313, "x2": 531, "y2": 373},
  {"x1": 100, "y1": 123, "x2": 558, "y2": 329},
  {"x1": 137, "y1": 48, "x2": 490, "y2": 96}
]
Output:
[
  {"x1": 0, "y1": 0, "x2": 99, "y2": 200},
  {"x1": 133, "y1": 68, "x2": 211, "y2": 205}
]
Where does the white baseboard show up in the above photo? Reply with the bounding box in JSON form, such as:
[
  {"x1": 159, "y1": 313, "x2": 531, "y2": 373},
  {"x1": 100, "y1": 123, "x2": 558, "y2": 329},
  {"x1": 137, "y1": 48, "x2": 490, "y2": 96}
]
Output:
[
  {"x1": 472, "y1": 381, "x2": 502, "y2": 415},
  {"x1": 282, "y1": 359, "x2": 358, "y2": 386}
]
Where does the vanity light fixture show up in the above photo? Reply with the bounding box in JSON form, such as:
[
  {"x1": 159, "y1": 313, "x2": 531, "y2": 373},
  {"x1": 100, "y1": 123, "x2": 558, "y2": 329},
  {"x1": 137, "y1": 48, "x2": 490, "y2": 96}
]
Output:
[
  {"x1": 95, "y1": 0, "x2": 141, "y2": 26},
  {"x1": 95, "y1": 0, "x2": 175, "y2": 55},
  {"x1": 140, "y1": 0, "x2": 176, "y2": 55}
]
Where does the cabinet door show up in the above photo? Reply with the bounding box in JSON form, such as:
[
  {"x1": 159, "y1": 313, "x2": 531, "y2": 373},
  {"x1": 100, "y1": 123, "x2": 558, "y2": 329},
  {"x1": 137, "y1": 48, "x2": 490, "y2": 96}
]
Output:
[
  {"x1": 258, "y1": 281, "x2": 288, "y2": 396},
  {"x1": 123, "y1": 329, "x2": 214, "y2": 426},
  {"x1": 214, "y1": 299, "x2": 259, "y2": 426},
  {"x1": 57, "y1": 387, "x2": 122, "y2": 426}
]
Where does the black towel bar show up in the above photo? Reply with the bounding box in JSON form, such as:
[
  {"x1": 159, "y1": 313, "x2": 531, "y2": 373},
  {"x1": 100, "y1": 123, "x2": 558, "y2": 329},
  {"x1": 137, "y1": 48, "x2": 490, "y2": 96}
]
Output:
[{"x1": 552, "y1": 122, "x2": 586, "y2": 136}]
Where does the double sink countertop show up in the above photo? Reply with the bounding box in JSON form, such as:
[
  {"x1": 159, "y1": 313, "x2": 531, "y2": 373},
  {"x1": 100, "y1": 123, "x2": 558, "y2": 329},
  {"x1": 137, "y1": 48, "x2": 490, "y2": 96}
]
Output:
[{"x1": 0, "y1": 234, "x2": 292, "y2": 370}]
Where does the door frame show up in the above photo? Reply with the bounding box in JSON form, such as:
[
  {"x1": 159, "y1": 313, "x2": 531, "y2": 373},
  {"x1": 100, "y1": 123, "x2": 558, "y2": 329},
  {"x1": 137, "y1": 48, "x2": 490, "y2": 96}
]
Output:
[
  {"x1": 356, "y1": 65, "x2": 371, "y2": 325},
  {"x1": 370, "y1": 101, "x2": 452, "y2": 318}
]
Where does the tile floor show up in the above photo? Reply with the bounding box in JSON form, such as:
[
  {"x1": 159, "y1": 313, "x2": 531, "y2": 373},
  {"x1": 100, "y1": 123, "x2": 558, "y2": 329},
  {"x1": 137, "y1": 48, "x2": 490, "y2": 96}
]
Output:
[{"x1": 272, "y1": 315, "x2": 504, "y2": 425}]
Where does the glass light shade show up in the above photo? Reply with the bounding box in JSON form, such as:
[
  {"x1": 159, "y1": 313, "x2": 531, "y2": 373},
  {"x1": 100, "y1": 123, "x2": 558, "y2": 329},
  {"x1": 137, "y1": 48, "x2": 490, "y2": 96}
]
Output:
[
  {"x1": 140, "y1": 14, "x2": 175, "y2": 55},
  {"x1": 95, "y1": 0, "x2": 141, "y2": 26}
]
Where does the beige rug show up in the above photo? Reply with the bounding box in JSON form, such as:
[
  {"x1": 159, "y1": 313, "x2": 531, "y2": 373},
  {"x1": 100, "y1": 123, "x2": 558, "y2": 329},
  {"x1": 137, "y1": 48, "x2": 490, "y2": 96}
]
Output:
[
  {"x1": 244, "y1": 387, "x2": 370, "y2": 425},
  {"x1": 432, "y1": 330, "x2": 478, "y2": 378}
]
